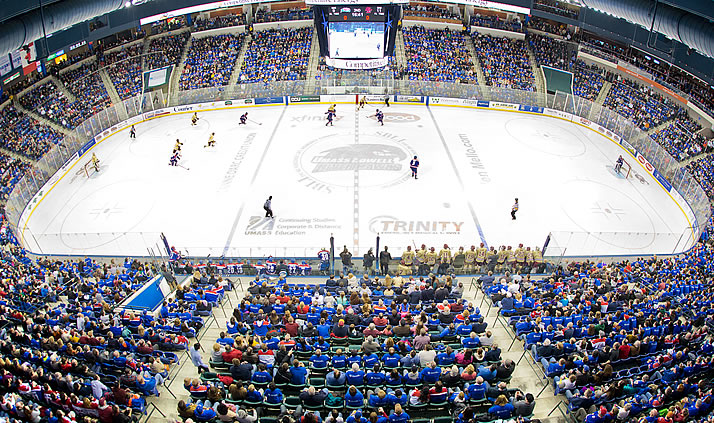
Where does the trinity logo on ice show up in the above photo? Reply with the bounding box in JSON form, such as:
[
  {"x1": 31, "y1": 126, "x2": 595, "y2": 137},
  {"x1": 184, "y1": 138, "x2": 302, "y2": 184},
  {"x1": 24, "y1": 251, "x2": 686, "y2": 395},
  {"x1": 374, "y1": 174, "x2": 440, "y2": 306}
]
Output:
[
  {"x1": 311, "y1": 144, "x2": 406, "y2": 172},
  {"x1": 367, "y1": 112, "x2": 420, "y2": 123},
  {"x1": 369, "y1": 215, "x2": 465, "y2": 234}
]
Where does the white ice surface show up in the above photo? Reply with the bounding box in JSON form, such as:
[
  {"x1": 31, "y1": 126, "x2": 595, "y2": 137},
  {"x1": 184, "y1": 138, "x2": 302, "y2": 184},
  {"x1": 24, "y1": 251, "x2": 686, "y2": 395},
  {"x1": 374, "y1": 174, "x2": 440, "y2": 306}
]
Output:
[{"x1": 19, "y1": 104, "x2": 694, "y2": 258}]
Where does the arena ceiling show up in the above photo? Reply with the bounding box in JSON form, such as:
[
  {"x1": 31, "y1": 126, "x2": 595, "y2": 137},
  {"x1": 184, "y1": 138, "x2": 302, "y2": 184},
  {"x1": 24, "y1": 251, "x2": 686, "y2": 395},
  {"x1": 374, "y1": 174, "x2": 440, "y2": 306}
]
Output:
[{"x1": 0, "y1": 0, "x2": 711, "y2": 58}]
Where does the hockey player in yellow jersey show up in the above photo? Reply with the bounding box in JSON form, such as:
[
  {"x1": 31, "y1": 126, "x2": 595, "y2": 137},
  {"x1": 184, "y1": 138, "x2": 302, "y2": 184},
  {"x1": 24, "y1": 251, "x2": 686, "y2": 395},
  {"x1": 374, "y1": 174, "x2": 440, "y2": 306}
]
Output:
[
  {"x1": 426, "y1": 247, "x2": 438, "y2": 267},
  {"x1": 496, "y1": 246, "x2": 507, "y2": 270},
  {"x1": 533, "y1": 247, "x2": 544, "y2": 272},
  {"x1": 91, "y1": 153, "x2": 100, "y2": 172},
  {"x1": 415, "y1": 244, "x2": 427, "y2": 265},
  {"x1": 204, "y1": 132, "x2": 216, "y2": 148},
  {"x1": 464, "y1": 246, "x2": 477, "y2": 272},
  {"x1": 173, "y1": 139, "x2": 183, "y2": 153},
  {"x1": 514, "y1": 243, "x2": 526, "y2": 272},
  {"x1": 476, "y1": 243, "x2": 487, "y2": 270},
  {"x1": 438, "y1": 244, "x2": 452, "y2": 263},
  {"x1": 191, "y1": 112, "x2": 199, "y2": 126},
  {"x1": 453, "y1": 247, "x2": 465, "y2": 272},
  {"x1": 401, "y1": 246, "x2": 416, "y2": 274},
  {"x1": 438, "y1": 244, "x2": 452, "y2": 274},
  {"x1": 525, "y1": 247, "x2": 534, "y2": 268},
  {"x1": 506, "y1": 246, "x2": 516, "y2": 270}
]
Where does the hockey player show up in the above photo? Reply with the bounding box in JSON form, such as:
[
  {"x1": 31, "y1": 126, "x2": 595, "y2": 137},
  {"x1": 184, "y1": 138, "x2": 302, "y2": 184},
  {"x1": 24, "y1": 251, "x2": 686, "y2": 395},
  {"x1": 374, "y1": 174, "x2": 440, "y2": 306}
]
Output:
[
  {"x1": 169, "y1": 151, "x2": 181, "y2": 166},
  {"x1": 204, "y1": 133, "x2": 216, "y2": 148},
  {"x1": 464, "y1": 246, "x2": 477, "y2": 273},
  {"x1": 358, "y1": 96, "x2": 367, "y2": 110},
  {"x1": 475, "y1": 242, "x2": 487, "y2": 270},
  {"x1": 410, "y1": 156, "x2": 419, "y2": 179},
  {"x1": 615, "y1": 155, "x2": 623, "y2": 174},
  {"x1": 401, "y1": 246, "x2": 415, "y2": 274},
  {"x1": 328, "y1": 104, "x2": 336, "y2": 113},
  {"x1": 173, "y1": 139, "x2": 183, "y2": 153},
  {"x1": 511, "y1": 198, "x2": 519, "y2": 220},
  {"x1": 325, "y1": 110, "x2": 336, "y2": 126},
  {"x1": 129, "y1": 125, "x2": 136, "y2": 139},
  {"x1": 374, "y1": 109, "x2": 384, "y2": 126},
  {"x1": 191, "y1": 112, "x2": 199, "y2": 126},
  {"x1": 239, "y1": 113, "x2": 248, "y2": 125},
  {"x1": 438, "y1": 244, "x2": 452, "y2": 274},
  {"x1": 91, "y1": 153, "x2": 100, "y2": 172}
]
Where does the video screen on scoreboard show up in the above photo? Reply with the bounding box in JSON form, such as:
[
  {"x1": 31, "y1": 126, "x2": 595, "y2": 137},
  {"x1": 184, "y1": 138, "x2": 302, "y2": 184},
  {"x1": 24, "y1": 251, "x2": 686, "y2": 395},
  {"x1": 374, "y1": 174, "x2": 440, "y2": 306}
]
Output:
[{"x1": 328, "y1": 5, "x2": 386, "y2": 59}]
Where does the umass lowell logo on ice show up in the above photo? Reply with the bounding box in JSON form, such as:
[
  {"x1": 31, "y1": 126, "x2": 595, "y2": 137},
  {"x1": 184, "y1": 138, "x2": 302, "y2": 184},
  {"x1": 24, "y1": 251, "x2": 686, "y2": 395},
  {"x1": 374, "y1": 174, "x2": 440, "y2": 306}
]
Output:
[
  {"x1": 310, "y1": 144, "x2": 406, "y2": 172},
  {"x1": 295, "y1": 132, "x2": 416, "y2": 190},
  {"x1": 245, "y1": 216, "x2": 275, "y2": 235}
]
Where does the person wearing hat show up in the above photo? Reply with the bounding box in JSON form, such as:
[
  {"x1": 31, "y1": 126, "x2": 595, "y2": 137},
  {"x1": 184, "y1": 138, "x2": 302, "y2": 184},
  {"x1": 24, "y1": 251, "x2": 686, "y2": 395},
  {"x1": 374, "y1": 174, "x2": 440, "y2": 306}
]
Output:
[{"x1": 332, "y1": 319, "x2": 348, "y2": 338}]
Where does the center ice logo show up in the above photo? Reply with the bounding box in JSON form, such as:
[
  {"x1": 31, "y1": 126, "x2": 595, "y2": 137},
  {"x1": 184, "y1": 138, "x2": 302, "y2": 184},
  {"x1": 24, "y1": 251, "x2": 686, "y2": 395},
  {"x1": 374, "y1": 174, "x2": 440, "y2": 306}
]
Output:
[
  {"x1": 311, "y1": 144, "x2": 406, "y2": 173},
  {"x1": 295, "y1": 133, "x2": 415, "y2": 190}
]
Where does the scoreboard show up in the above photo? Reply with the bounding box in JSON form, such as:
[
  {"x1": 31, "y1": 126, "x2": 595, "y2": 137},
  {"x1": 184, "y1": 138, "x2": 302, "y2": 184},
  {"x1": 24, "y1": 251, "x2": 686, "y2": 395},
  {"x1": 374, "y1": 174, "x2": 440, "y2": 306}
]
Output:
[{"x1": 327, "y1": 5, "x2": 387, "y2": 21}]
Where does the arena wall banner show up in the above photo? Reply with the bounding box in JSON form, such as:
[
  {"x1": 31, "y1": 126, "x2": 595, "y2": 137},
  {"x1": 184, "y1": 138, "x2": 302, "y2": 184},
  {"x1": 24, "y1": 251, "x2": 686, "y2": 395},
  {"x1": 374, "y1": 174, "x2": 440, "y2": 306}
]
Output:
[
  {"x1": 489, "y1": 101, "x2": 519, "y2": 111},
  {"x1": 619, "y1": 139, "x2": 636, "y2": 157},
  {"x1": 394, "y1": 95, "x2": 425, "y2": 104},
  {"x1": 427, "y1": 97, "x2": 486, "y2": 107},
  {"x1": 543, "y1": 107, "x2": 573, "y2": 121},
  {"x1": 653, "y1": 169, "x2": 672, "y2": 192},
  {"x1": 254, "y1": 96, "x2": 286, "y2": 105},
  {"x1": 635, "y1": 152, "x2": 656, "y2": 175},
  {"x1": 319, "y1": 94, "x2": 359, "y2": 104},
  {"x1": 518, "y1": 105, "x2": 544, "y2": 113},
  {"x1": 288, "y1": 95, "x2": 321, "y2": 103},
  {"x1": 363, "y1": 95, "x2": 388, "y2": 103},
  {"x1": 324, "y1": 58, "x2": 389, "y2": 70},
  {"x1": 77, "y1": 138, "x2": 96, "y2": 157}
]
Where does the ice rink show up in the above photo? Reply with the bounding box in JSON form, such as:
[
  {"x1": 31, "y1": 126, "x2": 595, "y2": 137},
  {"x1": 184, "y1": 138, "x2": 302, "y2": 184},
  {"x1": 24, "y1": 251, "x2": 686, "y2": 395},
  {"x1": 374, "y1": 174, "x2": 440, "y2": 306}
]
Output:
[{"x1": 18, "y1": 102, "x2": 695, "y2": 258}]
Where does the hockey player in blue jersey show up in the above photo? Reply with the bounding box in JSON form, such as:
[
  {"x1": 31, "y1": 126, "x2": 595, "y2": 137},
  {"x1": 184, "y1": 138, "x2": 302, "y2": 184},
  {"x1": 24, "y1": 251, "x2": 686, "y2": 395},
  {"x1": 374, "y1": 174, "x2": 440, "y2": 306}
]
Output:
[
  {"x1": 374, "y1": 109, "x2": 384, "y2": 126},
  {"x1": 325, "y1": 110, "x2": 336, "y2": 126},
  {"x1": 169, "y1": 151, "x2": 181, "y2": 166},
  {"x1": 410, "y1": 155, "x2": 419, "y2": 179},
  {"x1": 239, "y1": 113, "x2": 248, "y2": 125}
]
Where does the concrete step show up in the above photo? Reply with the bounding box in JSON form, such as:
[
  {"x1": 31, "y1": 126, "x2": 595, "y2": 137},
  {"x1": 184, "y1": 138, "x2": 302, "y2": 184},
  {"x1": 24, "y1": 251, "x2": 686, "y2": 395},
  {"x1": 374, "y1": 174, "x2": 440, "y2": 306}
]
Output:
[
  {"x1": 466, "y1": 34, "x2": 487, "y2": 87},
  {"x1": 595, "y1": 80, "x2": 612, "y2": 105},
  {"x1": 305, "y1": 31, "x2": 321, "y2": 94},
  {"x1": 169, "y1": 37, "x2": 194, "y2": 105},
  {"x1": 49, "y1": 75, "x2": 76, "y2": 103},
  {"x1": 228, "y1": 34, "x2": 252, "y2": 88}
]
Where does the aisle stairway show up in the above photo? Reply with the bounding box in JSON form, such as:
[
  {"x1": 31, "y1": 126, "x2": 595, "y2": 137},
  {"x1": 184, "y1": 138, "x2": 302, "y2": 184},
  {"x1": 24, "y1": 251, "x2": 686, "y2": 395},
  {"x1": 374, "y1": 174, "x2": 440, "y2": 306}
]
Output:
[
  {"x1": 595, "y1": 80, "x2": 612, "y2": 105},
  {"x1": 98, "y1": 68, "x2": 127, "y2": 120},
  {"x1": 168, "y1": 37, "x2": 193, "y2": 105},
  {"x1": 395, "y1": 30, "x2": 408, "y2": 70},
  {"x1": 525, "y1": 44, "x2": 545, "y2": 94},
  {"x1": 466, "y1": 35, "x2": 487, "y2": 86},
  {"x1": 49, "y1": 76, "x2": 76, "y2": 103},
  {"x1": 227, "y1": 34, "x2": 252, "y2": 88},
  {"x1": 305, "y1": 31, "x2": 321, "y2": 95}
]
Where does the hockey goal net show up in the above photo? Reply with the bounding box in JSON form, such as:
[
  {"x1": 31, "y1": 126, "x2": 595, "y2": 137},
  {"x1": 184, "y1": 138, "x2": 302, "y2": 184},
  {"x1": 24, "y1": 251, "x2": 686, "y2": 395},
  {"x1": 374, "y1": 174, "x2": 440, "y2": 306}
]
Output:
[
  {"x1": 616, "y1": 158, "x2": 632, "y2": 179},
  {"x1": 75, "y1": 159, "x2": 99, "y2": 178}
]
